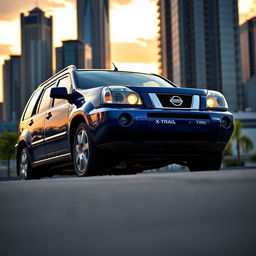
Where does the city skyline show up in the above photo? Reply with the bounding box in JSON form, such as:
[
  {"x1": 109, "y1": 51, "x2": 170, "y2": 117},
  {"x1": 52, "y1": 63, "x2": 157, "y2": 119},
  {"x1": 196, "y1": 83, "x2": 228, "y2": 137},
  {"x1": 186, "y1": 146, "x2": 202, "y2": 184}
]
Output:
[{"x1": 0, "y1": 0, "x2": 255, "y2": 102}]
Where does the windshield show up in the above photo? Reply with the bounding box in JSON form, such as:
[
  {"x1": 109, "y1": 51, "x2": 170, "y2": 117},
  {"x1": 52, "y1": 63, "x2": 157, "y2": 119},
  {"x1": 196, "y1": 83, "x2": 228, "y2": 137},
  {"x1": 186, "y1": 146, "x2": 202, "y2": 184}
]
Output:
[{"x1": 77, "y1": 71, "x2": 174, "y2": 89}]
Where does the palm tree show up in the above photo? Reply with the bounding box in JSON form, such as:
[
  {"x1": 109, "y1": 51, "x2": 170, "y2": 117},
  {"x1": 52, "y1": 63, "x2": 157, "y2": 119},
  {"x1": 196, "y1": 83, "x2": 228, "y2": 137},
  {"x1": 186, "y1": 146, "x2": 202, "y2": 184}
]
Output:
[
  {"x1": 223, "y1": 141, "x2": 232, "y2": 156},
  {"x1": 231, "y1": 120, "x2": 254, "y2": 166}
]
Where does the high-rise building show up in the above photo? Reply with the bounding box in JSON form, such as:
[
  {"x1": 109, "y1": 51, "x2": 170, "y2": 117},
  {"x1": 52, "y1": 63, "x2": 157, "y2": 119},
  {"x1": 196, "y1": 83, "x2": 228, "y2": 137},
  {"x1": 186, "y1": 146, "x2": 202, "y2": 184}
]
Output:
[
  {"x1": 3, "y1": 56, "x2": 21, "y2": 121},
  {"x1": 20, "y1": 7, "x2": 53, "y2": 108},
  {"x1": 240, "y1": 17, "x2": 256, "y2": 111},
  {"x1": 157, "y1": 0, "x2": 242, "y2": 111},
  {"x1": 77, "y1": 0, "x2": 110, "y2": 69},
  {"x1": 240, "y1": 17, "x2": 256, "y2": 83},
  {"x1": 56, "y1": 40, "x2": 85, "y2": 72},
  {"x1": 157, "y1": 0, "x2": 172, "y2": 80}
]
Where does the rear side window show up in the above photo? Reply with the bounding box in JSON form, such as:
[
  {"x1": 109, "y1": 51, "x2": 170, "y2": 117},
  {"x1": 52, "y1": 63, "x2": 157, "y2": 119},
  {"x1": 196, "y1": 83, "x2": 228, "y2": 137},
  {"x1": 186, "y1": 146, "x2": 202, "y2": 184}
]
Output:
[
  {"x1": 54, "y1": 76, "x2": 72, "y2": 106},
  {"x1": 38, "y1": 84, "x2": 55, "y2": 113},
  {"x1": 23, "y1": 90, "x2": 42, "y2": 120}
]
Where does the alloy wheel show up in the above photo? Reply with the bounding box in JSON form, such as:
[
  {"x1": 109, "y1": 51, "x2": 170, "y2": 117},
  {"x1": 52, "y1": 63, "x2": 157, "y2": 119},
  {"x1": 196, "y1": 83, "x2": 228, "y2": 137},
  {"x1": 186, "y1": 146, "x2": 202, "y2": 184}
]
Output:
[
  {"x1": 75, "y1": 129, "x2": 89, "y2": 173},
  {"x1": 20, "y1": 149, "x2": 28, "y2": 180}
]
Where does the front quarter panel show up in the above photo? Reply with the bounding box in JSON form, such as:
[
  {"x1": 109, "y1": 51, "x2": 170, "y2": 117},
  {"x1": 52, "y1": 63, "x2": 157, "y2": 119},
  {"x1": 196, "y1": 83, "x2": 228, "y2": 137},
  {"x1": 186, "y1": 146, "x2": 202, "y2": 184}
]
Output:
[
  {"x1": 76, "y1": 87, "x2": 103, "y2": 108},
  {"x1": 18, "y1": 128, "x2": 31, "y2": 149},
  {"x1": 68, "y1": 86, "x2": 104, "y2": 127}
]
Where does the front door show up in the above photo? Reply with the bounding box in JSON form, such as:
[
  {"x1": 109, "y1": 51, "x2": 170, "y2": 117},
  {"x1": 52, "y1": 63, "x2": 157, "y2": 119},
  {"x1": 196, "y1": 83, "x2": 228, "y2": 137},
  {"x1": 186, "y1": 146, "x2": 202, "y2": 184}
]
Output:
[{"x1": 44, "y1": 75, "x2": 72, "y2": 158}]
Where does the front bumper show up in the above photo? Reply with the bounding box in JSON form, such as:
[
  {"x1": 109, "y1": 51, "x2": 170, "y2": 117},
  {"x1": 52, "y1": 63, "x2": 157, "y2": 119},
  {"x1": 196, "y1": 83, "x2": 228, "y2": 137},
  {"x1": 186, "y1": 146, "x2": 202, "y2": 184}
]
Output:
[{"x1": 87, "y1": 108, "x2": 233, "y2": 155}]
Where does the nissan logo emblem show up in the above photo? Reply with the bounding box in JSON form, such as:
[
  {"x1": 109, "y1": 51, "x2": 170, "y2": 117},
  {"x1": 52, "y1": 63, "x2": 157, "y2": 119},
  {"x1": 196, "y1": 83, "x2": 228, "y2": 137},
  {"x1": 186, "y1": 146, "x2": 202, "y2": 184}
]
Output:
[{"x1": 170, "y1": 96, "x2": 183, "y2": 106}]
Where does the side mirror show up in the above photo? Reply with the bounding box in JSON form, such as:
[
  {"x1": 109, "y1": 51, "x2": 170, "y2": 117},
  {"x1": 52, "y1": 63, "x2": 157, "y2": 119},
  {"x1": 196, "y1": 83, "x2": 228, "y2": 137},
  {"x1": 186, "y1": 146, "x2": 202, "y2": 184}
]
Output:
[{"x1": 50, "y1": 87, "x2": 70, "y2": 100}]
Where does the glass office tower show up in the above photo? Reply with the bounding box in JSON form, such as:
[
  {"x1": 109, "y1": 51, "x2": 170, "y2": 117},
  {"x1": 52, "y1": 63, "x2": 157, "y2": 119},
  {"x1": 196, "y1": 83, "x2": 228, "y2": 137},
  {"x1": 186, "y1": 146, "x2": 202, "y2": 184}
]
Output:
[
  {"x1": 56, "y1": 40, "x2": 85, "y2": 72},
  {"x1": 240, "y1": 17, "x2": 256, "y2": 83},
  {"x1": 20, "y1": 7, "x2": 53, "y2": 108},
  {"x1": 3, "y1": 56, "x2": 21, "y2": 121},
  {"x1": 240, "y1": 17, "x2": 256, "y2": 111},
  {"x1": 77, "y1": 0, "x2": 110, "y2": 69}
]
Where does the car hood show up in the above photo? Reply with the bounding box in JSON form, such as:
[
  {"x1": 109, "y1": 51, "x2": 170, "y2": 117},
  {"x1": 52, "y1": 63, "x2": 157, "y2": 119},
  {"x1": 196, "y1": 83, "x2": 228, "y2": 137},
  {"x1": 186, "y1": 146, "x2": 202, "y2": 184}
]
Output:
[{"x1": 126, "y1": 86, "x2": 208, "y2": 95}]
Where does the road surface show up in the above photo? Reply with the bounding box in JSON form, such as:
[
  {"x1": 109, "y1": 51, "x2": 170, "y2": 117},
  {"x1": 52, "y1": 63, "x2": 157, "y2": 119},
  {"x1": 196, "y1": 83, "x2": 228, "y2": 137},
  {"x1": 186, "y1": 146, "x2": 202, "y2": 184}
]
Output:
[{"x1": 0, "y1": 169, "x2": 256, "y2": 256}]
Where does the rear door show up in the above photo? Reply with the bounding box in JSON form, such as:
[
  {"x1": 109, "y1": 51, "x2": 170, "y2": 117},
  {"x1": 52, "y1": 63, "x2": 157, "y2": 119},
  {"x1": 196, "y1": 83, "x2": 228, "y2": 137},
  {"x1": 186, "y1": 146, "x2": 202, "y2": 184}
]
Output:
[
  {"x1": 31, "y1": 83, "x2": 56, "y2": 161},
  {"x1": 22, "y1": 89, "x2": 46, "y2": 162},
  {"x1": 44, "y1": 75, "x2": 72, "y2": 158}
]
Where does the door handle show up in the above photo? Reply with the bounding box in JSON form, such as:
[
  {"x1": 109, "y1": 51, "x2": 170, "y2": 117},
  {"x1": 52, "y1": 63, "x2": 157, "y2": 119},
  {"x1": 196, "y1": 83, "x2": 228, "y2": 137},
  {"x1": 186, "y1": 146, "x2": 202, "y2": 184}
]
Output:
[
  {"x1": 46, "y1": 112, "x2": 52, "y2": 120},
  {"x1": 28, "y1": 119, "x2": 34, "y2": 126}
]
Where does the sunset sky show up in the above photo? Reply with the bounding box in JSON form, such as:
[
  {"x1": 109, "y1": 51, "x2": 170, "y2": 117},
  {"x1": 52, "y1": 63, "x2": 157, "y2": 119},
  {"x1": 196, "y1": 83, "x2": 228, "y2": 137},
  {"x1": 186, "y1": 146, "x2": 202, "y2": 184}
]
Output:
[{"x1": 0, "y1": 0, "x2": 255, "y2": 102}]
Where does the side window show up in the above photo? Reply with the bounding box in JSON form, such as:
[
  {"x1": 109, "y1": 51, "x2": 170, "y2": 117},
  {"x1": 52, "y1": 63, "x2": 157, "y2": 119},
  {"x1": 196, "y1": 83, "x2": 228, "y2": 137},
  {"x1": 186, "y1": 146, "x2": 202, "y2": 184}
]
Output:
[
  {"x1": 54, "y1": 75, "x2": 72, "y2": 106},
  {"x1": 23, "y1": 90, "x2": 42, "y2": 120},
  {"x1": 38, "y1": 84, "x2": 55, "y2": 113}
]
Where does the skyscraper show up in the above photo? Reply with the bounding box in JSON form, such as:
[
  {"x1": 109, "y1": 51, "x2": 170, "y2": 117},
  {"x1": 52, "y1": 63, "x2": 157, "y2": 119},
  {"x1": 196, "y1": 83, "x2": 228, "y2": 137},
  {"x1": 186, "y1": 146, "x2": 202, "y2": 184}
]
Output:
[
  {"x1": 20, "y1": 7, "x2": 53, "y2": 108},
  {"x1": 77, "y1": 0, "x2": 110, "y2": 69},
  {"x1": 157, "y1": 0, "x2": 172, "y2": 80},
  {"x1": 240, "y1": 17, "x2": 256, "y2": 82},
  {"x1": 240, "y1": 17, "x2": 256, "y2": 111},
  {"x1": 3, "y1": 56, "x2": 21, "y2": 121},
  {"x1": 56, "y1": 40, "x2": 85, "y2": 72},
  {"x1": 157, "y1": 0, "x2": 242, "y2": 111}
]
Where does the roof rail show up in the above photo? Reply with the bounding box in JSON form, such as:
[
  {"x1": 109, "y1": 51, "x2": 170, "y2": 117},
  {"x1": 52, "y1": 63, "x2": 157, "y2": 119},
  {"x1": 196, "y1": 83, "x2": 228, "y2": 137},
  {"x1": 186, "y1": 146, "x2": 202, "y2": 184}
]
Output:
[{"x1": 38, "y1": 65, "x2": 77, "y2": 88}]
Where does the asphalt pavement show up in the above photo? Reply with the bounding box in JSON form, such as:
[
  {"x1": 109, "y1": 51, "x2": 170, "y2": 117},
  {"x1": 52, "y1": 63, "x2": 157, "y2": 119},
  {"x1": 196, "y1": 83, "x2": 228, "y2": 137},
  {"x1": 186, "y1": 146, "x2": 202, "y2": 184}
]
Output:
[{"x1": 0, "y1": 169, "x2": 256, "y2": 256}]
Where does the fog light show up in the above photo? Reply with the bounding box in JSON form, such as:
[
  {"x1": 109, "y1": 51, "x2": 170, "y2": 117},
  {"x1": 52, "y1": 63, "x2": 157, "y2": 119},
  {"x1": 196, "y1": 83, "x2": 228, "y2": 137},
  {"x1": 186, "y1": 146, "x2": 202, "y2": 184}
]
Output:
[
  {"x1": 119, "y1": 113, "x2": 132, "y2": 126},
  {"x1": 221, "y1": 116, "x2": 232, "y2": 129}
]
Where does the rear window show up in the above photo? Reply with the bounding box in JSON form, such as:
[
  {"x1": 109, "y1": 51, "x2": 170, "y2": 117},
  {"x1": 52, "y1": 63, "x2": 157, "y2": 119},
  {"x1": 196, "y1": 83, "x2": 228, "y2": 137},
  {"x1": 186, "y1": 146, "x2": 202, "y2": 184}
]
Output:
[
  {"x1": 23, "y1": 90, "x2": 42, "y2": 120},
  {"x1": 77, "y1": 71, "x2": 174, "y2": 89}
]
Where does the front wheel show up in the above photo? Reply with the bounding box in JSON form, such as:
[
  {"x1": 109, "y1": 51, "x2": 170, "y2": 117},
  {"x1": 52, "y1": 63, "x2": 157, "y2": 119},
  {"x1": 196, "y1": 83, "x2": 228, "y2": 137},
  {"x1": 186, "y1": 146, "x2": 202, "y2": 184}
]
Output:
[
  {"x1": 188, "y1": 151, "x2": 223, "y2": 171},
  {"x1": 72, "y1": 123, "x2": 98, "y2": 176}
]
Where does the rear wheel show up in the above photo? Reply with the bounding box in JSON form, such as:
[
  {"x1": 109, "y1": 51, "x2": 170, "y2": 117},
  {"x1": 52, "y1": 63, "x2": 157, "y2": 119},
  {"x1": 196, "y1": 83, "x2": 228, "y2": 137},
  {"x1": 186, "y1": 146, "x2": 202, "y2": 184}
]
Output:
[
  {"x1": 188, "y1": 151, "x2": 222, "y2": 171},
  {"x1": 72, "y1": 123, "x2": 98, "y2": 176},
  {"x1": 18, "y1": 147, "x2": 40, "y2": 180}
]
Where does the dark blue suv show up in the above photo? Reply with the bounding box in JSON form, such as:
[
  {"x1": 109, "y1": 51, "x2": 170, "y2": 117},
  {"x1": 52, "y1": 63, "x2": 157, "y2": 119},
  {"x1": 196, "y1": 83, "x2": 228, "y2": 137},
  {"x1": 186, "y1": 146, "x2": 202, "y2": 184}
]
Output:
[{"x1": 16, "y1": 65, "x2": 233, "y2": 179}]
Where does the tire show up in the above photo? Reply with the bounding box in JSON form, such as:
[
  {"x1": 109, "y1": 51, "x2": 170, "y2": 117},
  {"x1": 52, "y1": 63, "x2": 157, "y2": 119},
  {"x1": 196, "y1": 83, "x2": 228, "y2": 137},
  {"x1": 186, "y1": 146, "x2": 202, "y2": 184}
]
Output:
[
  {"x1": 17, "y1": 147, "x2": 40, "y2": 180},
  {"x1": 72, "y1": 123, "x2": 98, "y2": 176},
  {"x1": 188, "y1": 151, "x2": 222, "y2": 172}
]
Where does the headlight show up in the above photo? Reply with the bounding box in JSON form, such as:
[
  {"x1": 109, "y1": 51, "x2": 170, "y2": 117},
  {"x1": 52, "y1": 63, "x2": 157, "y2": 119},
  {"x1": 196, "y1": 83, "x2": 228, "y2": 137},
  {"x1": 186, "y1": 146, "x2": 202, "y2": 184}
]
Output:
[
  {"x1": 102, "y1": 86, "x2": 142, "y2": 105},
  {"x1": 206, "y1": 90, "x2": 228, "y2": 110}
]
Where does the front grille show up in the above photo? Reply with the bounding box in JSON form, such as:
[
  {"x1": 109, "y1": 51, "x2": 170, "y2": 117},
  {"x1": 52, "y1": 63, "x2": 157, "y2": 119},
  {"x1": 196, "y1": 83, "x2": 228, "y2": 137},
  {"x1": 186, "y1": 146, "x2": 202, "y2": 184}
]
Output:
[{"x1": 156, "y1": 94, "x2": 192, "y2": 108}]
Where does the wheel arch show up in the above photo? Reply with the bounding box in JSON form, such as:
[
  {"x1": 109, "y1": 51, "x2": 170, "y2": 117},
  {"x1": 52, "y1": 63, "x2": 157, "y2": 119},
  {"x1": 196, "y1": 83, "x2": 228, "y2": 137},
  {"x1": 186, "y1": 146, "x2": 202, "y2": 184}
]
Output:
[{"x1": 69, "y1": 113, "x2": 88, "y2": 157}]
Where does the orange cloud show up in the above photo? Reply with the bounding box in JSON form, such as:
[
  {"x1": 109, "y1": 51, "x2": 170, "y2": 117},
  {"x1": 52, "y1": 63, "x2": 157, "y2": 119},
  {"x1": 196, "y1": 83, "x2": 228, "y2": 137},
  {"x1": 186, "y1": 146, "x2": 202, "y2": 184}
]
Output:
[
  {"x1": 110, "y1": 0, "x2": 158, "y2": 43},
  {"x1": 111, "y1": 37, "x2": 158, "y2": 63},
  {"x1": 0, "y1": 0, "x2": 70, "y2": 21}
]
